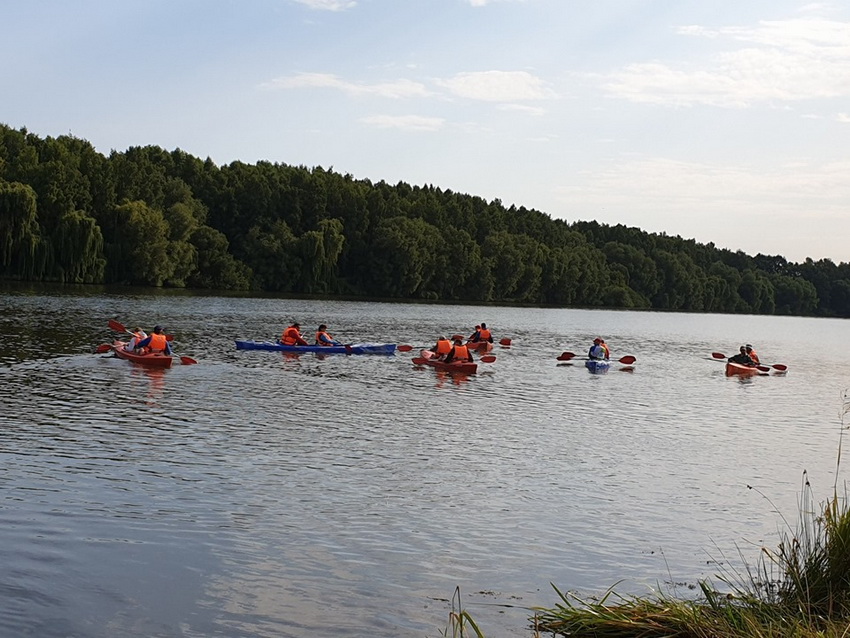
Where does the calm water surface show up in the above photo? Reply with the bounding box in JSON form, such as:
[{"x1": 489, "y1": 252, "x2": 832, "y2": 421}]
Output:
[{"x1": 1, "y1": 288, "x2": 849, "y2": 637}]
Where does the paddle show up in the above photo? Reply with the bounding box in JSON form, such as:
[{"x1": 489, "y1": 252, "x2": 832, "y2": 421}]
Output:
[
  {"x1": 109, "y1": 319, "x2": 174, "y2": 341},
  {"x1": 397, "y1": 345, "x2": 414, "y2": 352},
  {"x1": 499, "y1": 338, "x2": 511, "y2": 346},
  {"x1": 96, "y1": 343, "x2": 113, "y2": 353},
  {"x1": 556, "y1": 351, "x2": 636, "y2": 365}
]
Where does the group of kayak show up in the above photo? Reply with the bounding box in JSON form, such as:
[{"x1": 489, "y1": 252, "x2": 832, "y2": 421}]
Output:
[{"x1": 98, "y1": 319, "x2": 785, "y2": 379}]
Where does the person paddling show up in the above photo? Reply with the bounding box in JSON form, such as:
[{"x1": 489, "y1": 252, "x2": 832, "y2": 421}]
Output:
[
  {"x1": 135, "y1": 325, "x2": 172, "y2": 355},
  {"x1": 315, "y1": 324, "x2": 341, "y2": 346},
  {"x1": 467, "y1": 325, "x2": 482, "y2": 343},
  {"x1": 430, "y1": 336, "x2": 452, "y2": 360},
  {"x1": 477, "y1": 323, "x2": 493, "y2": 344},
  {"x1": 588, "y1": 337, "x2": 608, "y2": 361},
  {"x1": 728, "y1": 346, "x2": 756, "y2": 366},
  {"x1": 745, "y1": 344, "x2": 760, "y2": 364},
  {"x1": 445, "y1": 338, "x2": 473, "y2": 364},
  {"x1": 280, "y1": 322, "x2": 308, "y2": 346},
  {"x1": 127, "y1": 327, "x2": 147, "y2": 351}
]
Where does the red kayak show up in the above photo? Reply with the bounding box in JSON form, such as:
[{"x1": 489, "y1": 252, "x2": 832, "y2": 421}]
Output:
[
  {"x1": 467, "y1": 341, "x2": 493, "y2": 353},
  {"x1": 725, "y1": 361, "x2": 760, "y2": 377},
  {"x1": 112, "y1": 341, "x2": 173, "y2": 368},
  {"x1": 415, "y1": 350, "x2": 477, "y2": 374}
]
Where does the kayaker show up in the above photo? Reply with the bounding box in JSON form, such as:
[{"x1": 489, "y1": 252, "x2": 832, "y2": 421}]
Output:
[
  {"x1": 467, "y1": 325, "x2": 482, "y2": 343},
  {"x1": 745, "y1": 344, "x2": 760, "y2": 364},
  {"x1": 728, "y1": 346, "x2": 755, "y2": 366},
  {"x1": 281, "y1": 322, "x2": 308, "y2": 346},
  {"x1": 430, "y1": 336, "x2": 453, "y2": 360},
  {"x1": 127, "y1": 327, "x2": 147, "y2": 351},
  {"x1": 588, "y1": 337, "x2": 608, "y2": 361},
  {"x1": 315, "y1": 324, "x2": 341, "y2": 346},
  {"x1": 445, "y1": 338, "x2": 473, "y2": 364},
  {"x1": 135, "y1": 325, "x2": 172, "y2": 355},
  {"x1": 477, "y1": 323, "x2": 493, "y2": 343}
]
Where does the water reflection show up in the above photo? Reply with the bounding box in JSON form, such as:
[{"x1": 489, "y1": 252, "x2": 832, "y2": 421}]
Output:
[
  {"x1": 432, "y1": 369, "x2": 472, "y2": 388},
  {"x1": 128, "y1": 366, "x2": 167, "y2": 406}
]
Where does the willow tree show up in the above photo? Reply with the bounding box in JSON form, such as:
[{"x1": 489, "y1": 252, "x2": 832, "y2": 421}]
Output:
[
  {"x1": 54, "y1": 210, "x2": 106, "y2": 283},
  {"x1": 0, "y1": 181, "x2": 41, "y2": 279}
]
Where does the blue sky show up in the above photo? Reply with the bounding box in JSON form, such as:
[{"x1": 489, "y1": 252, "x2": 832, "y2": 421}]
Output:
[{"x1": 3, "y1": 0, "x2": 849, "y2": 263}]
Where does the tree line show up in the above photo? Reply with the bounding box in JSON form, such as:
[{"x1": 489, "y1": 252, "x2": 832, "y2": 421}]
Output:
[{"x1": 1, "y1": 123, "x2": 849, "y2": 317}]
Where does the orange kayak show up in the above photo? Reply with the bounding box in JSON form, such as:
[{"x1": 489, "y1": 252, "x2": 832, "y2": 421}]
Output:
[
  {"x1": 725, "y1": 361, "x2": 759, "y2": 377},
  {"x1": 416, "y1": 350, "x2": 477, "y2": 374},
  {"x1": 112, "y1": 341, "x2": 173, "y2": 368}
]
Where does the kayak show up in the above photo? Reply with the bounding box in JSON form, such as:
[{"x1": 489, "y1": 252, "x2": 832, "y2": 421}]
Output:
[
  {"x1": 235, "y1": 340, "x2": 396, "y2": 355},
  {"x1": 585, "y1": 359, "x2": 610, "y2": 374},
  {"x1": 416, "y1": 350, "x2": 477, "y2": 374},
  {"x1": 112, "y1": 341, "x2": 173, "y2": 368},
  {"x1": 467, "y1": 341, "x2": 493, "y2": 353},
  {"x1": 725, "y1": 361, "x2": 760, "y2": 377}
]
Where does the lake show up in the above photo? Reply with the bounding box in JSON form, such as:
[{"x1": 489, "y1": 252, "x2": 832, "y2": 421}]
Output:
[{"x1": 1, "y1": 287, "x2": 848, "y2": 637}]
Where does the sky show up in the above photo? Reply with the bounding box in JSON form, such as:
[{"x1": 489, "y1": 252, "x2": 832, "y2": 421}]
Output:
[{"x1": 2, "y1": 0, "x2": 849, "y2": 264}]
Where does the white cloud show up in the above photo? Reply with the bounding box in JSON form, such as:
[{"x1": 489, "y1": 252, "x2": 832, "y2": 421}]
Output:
[
  {"x1": 262, "y1": 73, "x2": 431, "y2": 99},
  {"x1": 293, "y1": 0, "x2": 356, "y2": 10},
  {"x1": 435, "y1": 70, "x2": 552, "y2": 102},
  {"x1": 836, "y1": 113, "x2": 850, "y2": 122},
  {"x1": 605, "y1": 18, "x2": 850, "y2": 107},
  {"x1": 498, "y1": 103, "x2": 547, "y2": 115},
  {"x1": 360, "y1": 115, "x2": 445, "y2": 131},
  {"x1": 556, "y1": 156, "x2": 850, "y2": 217}
]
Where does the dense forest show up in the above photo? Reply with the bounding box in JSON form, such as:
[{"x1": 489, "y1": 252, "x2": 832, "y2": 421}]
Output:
[{"x1": 1, "y1": 124, "x2": 849, "y2": 316}]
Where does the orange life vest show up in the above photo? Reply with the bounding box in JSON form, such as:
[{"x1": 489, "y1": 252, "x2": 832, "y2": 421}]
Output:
[
  {"x1": 282, "y1": 326, "x2": 302, "y2": 345},
  {"x1": 478, "y1": 328, "x2": 492, "y2": 342},
  {"x1": 148, "y1": 333, "x2": 168, "y2": 353},
  {"x1": 451, "y1": 345, "x2": 470, "y2": 361},
  {"x1": 316, "y1": 330, "x2": 333, "y2": 345},
  {"x1": 748, "y1": 349, "x2": 759, "y2": 363},
  {"x1": 435, "y1": 339, "x2": 452, "y2": 355}
]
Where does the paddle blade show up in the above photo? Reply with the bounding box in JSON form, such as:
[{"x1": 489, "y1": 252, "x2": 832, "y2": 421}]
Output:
[
  {"x1": 499, "y1": 338, "x2": 511, "y2": 346},
  {"x1": 618, "y1": 355, "x2": 636, "y2": 365},
  {"x1": 451, "y1": 334, "x2": 464, "y2": 342},
  {"x1": 180, "y1": 356, "x2": 198, "y2": 365},
  {"x1": 757, "y1": 365, "x2": 771, "y2": 372},
  {"x1": 108, "y1": 319, "x2": 127, "y2": 333},
  {"x1": 412, "y1": 357, "x2": 428, "y2": 365},
  {"x1": 556, "y1": 352, "x2": 576, "y2": 361},
  {"x1": 166, "y1": 334, "x2": 174, "y2": 341},
  {"x1": 772, "y1": 363, "x2": 788, "y2": 371},
  {"x1": 95, "y1": 343, "x2": 113, "y2": 353},
  {"x1": 397, "y1": 345, "x2": 413, "y2": 352},
  {"x1": 480, "y1": 355, "x2": 496, "y2": 363},
  {"x1": 711, "y1": 352, "x2": 726, "y2": 359}
]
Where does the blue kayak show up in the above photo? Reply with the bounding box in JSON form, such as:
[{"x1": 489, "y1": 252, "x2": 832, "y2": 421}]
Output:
[
  {"x1": 585, "y1": 359, "x2": 610, "y2": 374},
  {"x1": 235, "y1": 340, "x2": 396, "y2": 355}
]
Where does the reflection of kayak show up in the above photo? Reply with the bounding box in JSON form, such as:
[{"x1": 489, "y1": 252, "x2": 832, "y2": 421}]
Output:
[
  {"x1": 235, "y1": 340, "x2": 396, "y2": 355},
  {"x1": 417, "y1": 350, "x2": 477, "y2": 374},
  {"x1": 725, "y1": 362, "x2": 760, "y2": 377},
  {"x1": 112, "y1": 341, "x2": 173, "y2": 368},
  {"x1": 585, "y1": 359, "x2": 610, "y2": 374}
]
